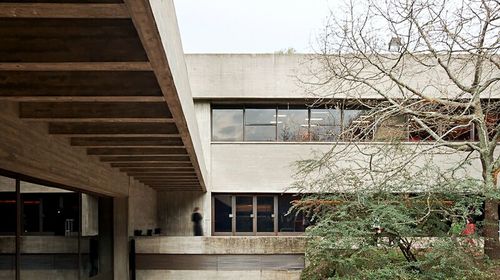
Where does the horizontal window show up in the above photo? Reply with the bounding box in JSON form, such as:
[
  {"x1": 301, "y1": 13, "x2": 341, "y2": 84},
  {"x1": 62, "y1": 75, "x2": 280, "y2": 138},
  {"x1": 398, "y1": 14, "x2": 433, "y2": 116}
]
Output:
[
  {"x1": 212, "y1": 194, "x2": 307, "y2": 235},
  {"x1": 212, "y1": 105, "x2": 479, "y2": 142},
  {"x1": 212, "y1": 105, "x2": 371, "y2": 142}
]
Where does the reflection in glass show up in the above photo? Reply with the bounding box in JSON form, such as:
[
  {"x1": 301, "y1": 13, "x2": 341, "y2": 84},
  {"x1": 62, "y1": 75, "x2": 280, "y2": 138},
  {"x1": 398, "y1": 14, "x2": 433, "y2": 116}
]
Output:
[
  {"x1": 20, "y1": 182, "x2": 79, "y2": 279},
  {"x1": 0, "y1": 176, "x2": 15, "y2": 279},
  {"x1": 214, "y1": 195, "x2": 232, "y2": 232},
  {"x1": 343, "y1": 109, "x2": 365, "y2": 127},
  {"x1": 257, "y1": 196, "x2": 274, "y2": 232},
  {"x1": 343, "y1": 109, "x2": 372, "y2": 141},
  {"x1": 244, "y1": 109, "x2": 277, "y2": 141},
  {"x1": 310, "y1": 109, "x2": 341, "y2": 141},
  {"x1": 236, "y1": 196, "x2": 253, "y2": 232},
  {"x1": 245, "y1": 109, "x2": 276, "y2": 125},
  {"x1": 212, "y1": 109, "x2": 244, "y2": 141},
  {"x1": 277, "y1": 109, "x2": 309, "y2": 141},
  {"x1": 244, "y1": 126, "x2": 276, "y2": 141},
  {"x1": 278, "y1": 195, "x2": 305, "y2": 233}
]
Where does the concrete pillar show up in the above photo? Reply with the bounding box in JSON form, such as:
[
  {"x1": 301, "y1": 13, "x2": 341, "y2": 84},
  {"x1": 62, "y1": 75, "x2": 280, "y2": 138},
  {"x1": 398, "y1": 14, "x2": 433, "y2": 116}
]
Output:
[{"x1": 114, "y1": 197, "x2": 129, "y2": 280}]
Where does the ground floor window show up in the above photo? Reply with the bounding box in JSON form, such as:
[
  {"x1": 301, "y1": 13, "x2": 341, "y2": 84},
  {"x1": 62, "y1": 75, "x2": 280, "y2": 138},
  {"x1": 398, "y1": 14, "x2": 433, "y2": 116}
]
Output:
[
  {"x1": 212, "y1": 194, "x2": 306, "y2": 236},
  {"x1": 0, "y1": 171, "x2": 113, "y2": 280}
]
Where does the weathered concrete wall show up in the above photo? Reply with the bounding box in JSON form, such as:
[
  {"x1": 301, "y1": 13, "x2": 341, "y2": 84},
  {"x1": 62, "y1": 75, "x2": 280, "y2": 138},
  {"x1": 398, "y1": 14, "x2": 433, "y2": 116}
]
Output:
[
  {"x1": 157, "y1": 191, "x2": 208, "y2": 236},
  {"x1": 134, "y1": 236, "x2": 305, "y2": 280},
  {"x1": 82, "y1": 194, "x2": 99, "y2": 237},
  {"x1": 186, "y1": 54, "x2": 305, "y2": 99},
  {"x1": 185, "y1": 54, "x2": 500, "y2": 100},
  {"x1": 129, "y1": 180, "x2": 158, "y2": 236},
  {"x1": 194, "y1": 102, "x2": 212, "y2": 179},
  {"x1": 0, "y1": 178, "x2": 73, "y2": 193},
  {"x1": 209, "y1": 142, "x2": 487, "y2": 193},
  {"x1": 137, "y1": 270, "x2": 301, "y2": 280},
  {"x1": 135, "y1": 236, "x2": 306, "y2": 254}
]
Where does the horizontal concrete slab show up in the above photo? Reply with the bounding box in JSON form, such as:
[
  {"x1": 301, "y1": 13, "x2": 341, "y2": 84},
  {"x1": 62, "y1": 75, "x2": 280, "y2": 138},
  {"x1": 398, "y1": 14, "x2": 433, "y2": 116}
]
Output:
[
  {"x1": 137, "y1": 270, "x2": 301, "y2": 280},
  {"x1": 134, "y1": 236, "x2": 306, "y2": 254}
]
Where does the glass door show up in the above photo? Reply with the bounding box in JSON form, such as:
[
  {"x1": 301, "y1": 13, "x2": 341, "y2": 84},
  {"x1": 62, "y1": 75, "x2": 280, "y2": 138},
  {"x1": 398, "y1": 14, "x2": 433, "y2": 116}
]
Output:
[
  {"x1": 256, "y1": 196, "x2": 274, "y2": 234},
  {"x1": 213, "y1": 195, "x2": 232, "y2": 235},
  {"x1": 235, "y1": 196, "x2": 254, "y2": 235}
]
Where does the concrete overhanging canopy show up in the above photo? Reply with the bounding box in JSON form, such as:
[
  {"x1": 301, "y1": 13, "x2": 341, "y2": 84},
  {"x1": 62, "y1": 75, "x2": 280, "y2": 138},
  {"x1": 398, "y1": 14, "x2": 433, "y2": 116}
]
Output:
[{"x1": 0, "y1": 0, "x2": 208, "y2": 192}]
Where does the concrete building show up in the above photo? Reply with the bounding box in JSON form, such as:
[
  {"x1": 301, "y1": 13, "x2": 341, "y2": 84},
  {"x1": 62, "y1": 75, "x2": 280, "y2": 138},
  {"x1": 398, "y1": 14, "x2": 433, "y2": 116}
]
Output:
[{"x1": 0, "y1": 2, "x2": 498, "y2": 280}]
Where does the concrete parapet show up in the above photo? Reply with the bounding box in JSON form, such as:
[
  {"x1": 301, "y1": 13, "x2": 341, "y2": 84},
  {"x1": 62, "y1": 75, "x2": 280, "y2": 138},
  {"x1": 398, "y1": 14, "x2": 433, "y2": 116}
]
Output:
[{"x1": 134, "y1": 236, "x2": 306, "y2": 254}]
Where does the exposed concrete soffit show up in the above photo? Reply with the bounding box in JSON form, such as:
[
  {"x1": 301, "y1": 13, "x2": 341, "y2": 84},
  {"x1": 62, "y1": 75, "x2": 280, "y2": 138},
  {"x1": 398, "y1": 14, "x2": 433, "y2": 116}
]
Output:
[{"x1": 124, "y1": 0, "x2": 208, "y2": 192}]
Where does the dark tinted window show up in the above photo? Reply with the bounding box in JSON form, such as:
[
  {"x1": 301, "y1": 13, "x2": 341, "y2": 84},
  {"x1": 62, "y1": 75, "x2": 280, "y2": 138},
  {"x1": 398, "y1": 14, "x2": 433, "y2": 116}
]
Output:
[
  {"x1": 256, "y1": 196, "x2": 274, "y2": 232},
  {"x1": 278, "y1": 195, "x2": 305, "y2": 233},
  {"x1": 0, "y1": 176, "x2": 16, "y2": 235},
  {"x1": 235, "y1": 196, "x2": 253, "y2": 232},
  {"x1": 214, "y1": 195, "x2": 232, "y2": 232}
]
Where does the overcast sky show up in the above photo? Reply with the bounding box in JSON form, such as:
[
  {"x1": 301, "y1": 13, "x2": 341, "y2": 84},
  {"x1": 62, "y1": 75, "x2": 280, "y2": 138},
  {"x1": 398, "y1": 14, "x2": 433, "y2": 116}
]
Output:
[{"x1": 173, "y1": 0, "x2": 335, "y2": 53}]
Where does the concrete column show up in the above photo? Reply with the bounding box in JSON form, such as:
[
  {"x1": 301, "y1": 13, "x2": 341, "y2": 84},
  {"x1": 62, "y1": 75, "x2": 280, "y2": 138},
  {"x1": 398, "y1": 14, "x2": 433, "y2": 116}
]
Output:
[{"x1": 114, "y1": 197, "x2": 129, "y2": 280}]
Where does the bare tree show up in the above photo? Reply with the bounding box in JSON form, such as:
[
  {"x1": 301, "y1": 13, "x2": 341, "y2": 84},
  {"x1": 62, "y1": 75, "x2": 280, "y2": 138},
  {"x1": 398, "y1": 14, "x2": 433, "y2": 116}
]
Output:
[{"x1": 303, "y1": 0, "x2": 500, "y2": 258}]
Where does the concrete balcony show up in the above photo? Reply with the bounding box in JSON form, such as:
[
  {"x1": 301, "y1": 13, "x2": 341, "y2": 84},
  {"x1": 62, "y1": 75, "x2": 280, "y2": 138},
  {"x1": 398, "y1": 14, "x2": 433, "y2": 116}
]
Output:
[{"x1": 133, "y1": 236, "x2": 306, "y2": 280}]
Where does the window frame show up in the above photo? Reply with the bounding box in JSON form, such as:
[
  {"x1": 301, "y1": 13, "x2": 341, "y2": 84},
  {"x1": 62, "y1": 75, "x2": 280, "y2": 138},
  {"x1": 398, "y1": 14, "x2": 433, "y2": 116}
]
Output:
[
  {"x1": 243, "y1": 107, "x2": 278, "y2": 141},
  {"x1": 211, "y1": 193, "x2": 306, "y2": 236},
  {"x1": 211, "y1": 104, "x2": 375, "y2": 143}
]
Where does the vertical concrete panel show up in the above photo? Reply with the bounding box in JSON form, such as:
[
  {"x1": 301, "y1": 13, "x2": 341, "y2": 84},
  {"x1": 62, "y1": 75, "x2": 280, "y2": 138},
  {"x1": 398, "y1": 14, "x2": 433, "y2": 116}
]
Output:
[
  {"x1": 129, "y1": 181, "x2": 158, "y2": 236},
  {"x1": 157, "y1": 191, "x2": 207, "y2": 236},
  {"x1": 81, "y1": 194, "x2": 99, "y2": 237},
  {"x1": 114, "y1": 197, "x2": 129, "y2": 280},
  {"x1": 194, "y1": 102, "x2": 212, "y2": 176},
  {"x1": 194, "y1": 102, "x2": 213, "y2": 234}
]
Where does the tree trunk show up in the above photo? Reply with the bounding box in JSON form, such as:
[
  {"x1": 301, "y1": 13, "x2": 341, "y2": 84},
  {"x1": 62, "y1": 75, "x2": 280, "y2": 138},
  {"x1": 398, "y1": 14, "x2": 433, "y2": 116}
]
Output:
[{"x1": 483, "y1": 199, "x2": 500, "y2": 259}]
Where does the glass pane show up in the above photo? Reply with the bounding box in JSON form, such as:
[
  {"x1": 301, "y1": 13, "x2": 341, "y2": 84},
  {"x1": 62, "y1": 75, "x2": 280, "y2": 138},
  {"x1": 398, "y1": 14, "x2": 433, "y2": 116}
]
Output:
[
  {"x1": 343, "y1": 109, "x2": 372, "y2": 141},
  {"x1": 236, "y1": 196, "x2": 253, "y2": 232},
  {"x1": 277, "y1": 109, "x2": 309, "y2": 141},
  {"x1": 244, "y1": 126, "x2": 276, "y2": 141},
  {"x1": 20, "y1": 182, "x2": 79, "y2": 279},
  {"x1": 245, "y1": 109, "x2": 276, "y2": 125},
  {"x1": 343, "y1": 109, "x2": 366, "y2": 128},
  {"x1": 278, "y1": 195, "x2": 305, "y2": 233},
  {"x1": 257, "y1": 196, "x2": 274, "y2": 232},
  {"x1": 214, "y1": 195, "x2": 232, "y2": 232},
  {"x1": 212, "y1": 109, "x2": 243, "y2": 141},
  {"x1": 310, "y1": 109, "x2": 341, "y2": 141},
  {"x1": 0, "y1": 176, "x2": 15, "y2": 280},
  {"x1": 374, "y1": 115, "x2": 408, "y2": 141}
]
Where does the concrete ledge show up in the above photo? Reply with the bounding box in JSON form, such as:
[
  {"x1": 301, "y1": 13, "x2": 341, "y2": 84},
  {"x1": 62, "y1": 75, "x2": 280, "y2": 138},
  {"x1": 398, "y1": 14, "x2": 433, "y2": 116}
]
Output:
[
  {"x1": 137, "y1": 270, "x2": 301, "y2": 280},
  {"x1": 0, "y1": 236, "x2": 83, "y2": 254},
  {"x1": 134, "y1": 236, "x2": 306, "y2": 254}
]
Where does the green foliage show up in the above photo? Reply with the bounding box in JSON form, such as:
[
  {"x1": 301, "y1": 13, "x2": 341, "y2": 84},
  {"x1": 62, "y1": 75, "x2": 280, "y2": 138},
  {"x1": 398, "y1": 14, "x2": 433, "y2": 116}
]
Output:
[
  {"x1": 293, "y1": 145, "x2": 497, "y2": 279},
  {"x1": 299, "y1": 192, "x2": 492, "y2": 279}
]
